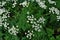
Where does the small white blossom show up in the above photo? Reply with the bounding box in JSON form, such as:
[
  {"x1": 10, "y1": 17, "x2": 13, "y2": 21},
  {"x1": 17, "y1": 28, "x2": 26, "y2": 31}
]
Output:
[
  {"x1": 8, "y1": 25, "x2": 19, "y2": 35},
  {"x1": 27, "y1": 14, "x2": 35, "y2": 24},
  {"x1": 48, "y1": 0, "x2": 56, "y2": 5},
  {"x1": 49, "y1": 7, "x2": 60, "y2": 15},
  {"x1": 27, "y1": 13, "x2": 43, "y2": 32},
  {"x1": 2, "y1": 14, "x2": 7, "y2": 19},
  {"x1": 37, "y1": 17, "x2": 45, "y2": 24},
  {"x1": 27, "y1": 11, "x2": 30, "y2": 14},
  {"x1": 0, "y1": 8, "x2": 10, "y2": 27},
  {"x1": 25, "y1": 30, "x2": 34, "y2": 39},
  {"x1": 3, "y1": 22, "x2": 9, "y2": 28},
  {"x1": 0, "y1": 1, "x2": 6, "y2": 7},
  {"x1": 33, "y1": 24, "x2": 42, "y2": 32},
  {"x1": 19, "y1": 1, "x2": 29, "y2": 7},
  {"x1": 12, "y1": 2, "x2": 17, "y2": 8},
  {"x1": 27, "y1": 20, "x2": 29, "y2": 23},
  {"x1": 36, "y1": 0, "x2": 47, "y2": 9},
  {"x1": 57, "y1": 16, "x2": 60, "y2": 21},
  {"x1": 30, "y1": 21, "x2": 33, "y2": 24},
  {"x1": 0, "y1": 8, "x2": 5, "y2": 15}
]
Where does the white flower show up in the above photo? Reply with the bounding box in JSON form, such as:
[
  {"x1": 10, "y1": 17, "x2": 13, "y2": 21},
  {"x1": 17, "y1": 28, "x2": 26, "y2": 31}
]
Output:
[
  {"x1": 8, "y1": 26, "x2": 19, "y2": 35},
  {"x1": 27, "y1": 14, "x2": 35, "y2": 24},
  {"x1": 34, "y1": 24, "x2": 42, "y2": 32},
  {"x1": 37, "y1": 17, "x2": 45, "y2": 24},
  {"x1": 49, "y1": 7, "x2": 60, "y2": 15},
  {"x1": 3, "y1": 22, "x2": 9, "y2": 29},
  {"x1": 27, "y1": 14, "x2": 43, "y2": 32},
  {"x1": 0, "y1": 1, "x2": 6, "y2": 7},
  {"x1": 36, "y1": 0, "x2": 47, "y2": 9},
  {"x1": 0, "y1": 8, "x2": 10, "y2": 27},
  {"x1": 27, "y1": 20, "x2": 29, "y2": 23},
  {"x1": 57, "y1": 16, "x2": 60, "y2": 21},
  {"x1": 27, "y1": 11, "x2": 30, "y2": 14},
  {"x1": 19, "y1": 1, "x2": 29, "y2": 7},
  {"x1": 2, "y1": 14, "x2": 7, "y2": 19},
  {"x1": 0, "y1": 8, "x2": 5, "y2": 15},
  {"x1": 48, "y1": 0, "x2": 56, "y2": 5},
  {"x1": 25, "y1": 30, "x2": 34, "y2": 39},
  {"x1": 12, "y1": 2, "x2": 17, "y2": 8}
]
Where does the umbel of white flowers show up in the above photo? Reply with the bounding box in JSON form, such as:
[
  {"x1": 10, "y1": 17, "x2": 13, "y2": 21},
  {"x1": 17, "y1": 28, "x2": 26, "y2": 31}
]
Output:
[
  {"x1": 19, "y1": 0, "x2": 30, "y2": 7},
  {"x1": 8, "y1": 25, "x2": 19, "y2": 35},
  {"x1": 36, "y1": 0, "x2": 47, "y2": 9},
  {"x1": 26, "y1": 11, "x2": 45, "y2": 32},
  {"x1": 25, "y1": 30, "x2": 34, "y2": 39},
  {"x1": 0, "y1": 1, "x2": 6, "y2": 7},
  {"x1": 48, "y1": 0, "x2": 56, "y2": 5},
  {"x1": 0, "y1": 8, "x2": 10, "y2": 26},
  {"x1": 49, "y1": 7, "x2": 60, "y2": 21}
]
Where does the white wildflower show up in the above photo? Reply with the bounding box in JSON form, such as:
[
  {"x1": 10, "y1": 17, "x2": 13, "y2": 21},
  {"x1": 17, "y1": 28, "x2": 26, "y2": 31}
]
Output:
[
  {"x1": 8, "y1": 25, "x2": 19, "y2": 35},
  {"x1": 0, "y1": 8, "x2": 10, "y2": 27},
  {"x1": 27, "y1": 20, "x2": 29, "y2": 23},
  {"x1": 27, "y1": 11, "x2": 30, "y2": 14},
  {"x1": 25, "y1": 30, "x2": 34, "y2": 39},
  {"x1": 37, "y1": 17, "x2": 45, "y2": 24},
  {"x1": 34, "y1": 24, "x2": 42, "y2": 32},
  {"x1": 57, "y1": 16, "x2": 60, "y2": 21},
  {"x1": 36, "y1": 0, "x2": 47, "y2": 9},
  {"x1": 2, "y1": 14, "x2": 7, "y2": 19},
  {"x1": 27, "y1": 14, "x2": 35, "y2": 24},
  {"x1": 12, "y1": 2, "x2": 17, "y2": 8},
  {"x1": 49, "y1": 7, "x2": 60, "y2": 15},
  {"x1": 3, "y1": 22, "x2": 9, "y2": 29},
  {"x1": 0, "y1": 1, "x2": 6, "y2": 7},
  {"x1": 27, "y1": 13, "x2": 42, "y2": 32},
  {"x1": 0, "y1": 8, "x2": 5, "y2": 15},
  {"x1": 19, "y1": 1, "x2": 29, "y2": 7},
  {"x1": 48, "y1": 0, "x2": 56, "y2": 5}
]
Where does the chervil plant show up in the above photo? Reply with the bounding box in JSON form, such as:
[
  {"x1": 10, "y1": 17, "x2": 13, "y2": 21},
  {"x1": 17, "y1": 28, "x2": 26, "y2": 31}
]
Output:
[{"x1": 0, "y1": 0, "x2": 60, "y2": 40}]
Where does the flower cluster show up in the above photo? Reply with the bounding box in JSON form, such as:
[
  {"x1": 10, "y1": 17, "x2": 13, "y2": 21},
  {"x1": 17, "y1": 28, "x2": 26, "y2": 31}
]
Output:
[
  {"x1": 48, "y1": 0, "x2": 56, "y2": 5},
  {"x1": 0, "y1": 8, "x2": 5, "y2": 15},
  {"x1": 49, "y1": 7, "x2": 60, "y2": 15},
  {"x1": 36, "y1": 0, "x2": 47, "y2": 9},
  {"x1": 19, "y1": 1, "x2": 30, "y2": 7},
  {"x1": 0, "y1": 8, "x2": 10, "y2": 27},
  {"x1": 12, "y1": 1, "x2": 17, "y2": 8},
  {"x1": 57, "y1": 16, "x2": 60, "y2": 21},
  {"x1": 26, "y1": 11, "x2": 45, "y2": 32},
  {"x1": 27, "y1": 12, "x2": 36, "y2": 24},
  {"x1": 0, "y1": 1, "x2": 6, "y2": 7},
  {"x1": 8, "y1": 25, "x2": 19, "y2": 35},
  {"x1": 49, "y1": 7, "x2": 60, "y2": 21},
  {"x1": 0, "y1": 1, "x2": 9, "y2": 27},
  {"x1": 0, "y1": 1, "x2": 19, "y2": 36},
  {"x1": 0, "y1": 8, "x2": 5, "y2": 26},
  {"x1": 37, "y1": 17, "x2": 45, "y2": 24},
  {"x1": 25, "y1": 30, "x2": 34, "y2": 39}
]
